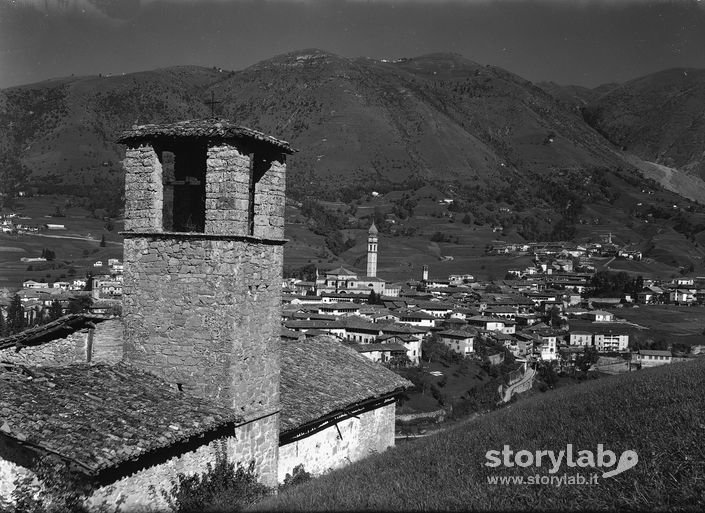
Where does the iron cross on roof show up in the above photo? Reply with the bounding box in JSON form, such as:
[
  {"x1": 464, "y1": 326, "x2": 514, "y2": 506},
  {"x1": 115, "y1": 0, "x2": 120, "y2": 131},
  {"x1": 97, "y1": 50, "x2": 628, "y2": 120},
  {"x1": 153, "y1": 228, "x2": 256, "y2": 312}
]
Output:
[{"x1": 205, "y1": 91, "x2": 222, "y2": 118}]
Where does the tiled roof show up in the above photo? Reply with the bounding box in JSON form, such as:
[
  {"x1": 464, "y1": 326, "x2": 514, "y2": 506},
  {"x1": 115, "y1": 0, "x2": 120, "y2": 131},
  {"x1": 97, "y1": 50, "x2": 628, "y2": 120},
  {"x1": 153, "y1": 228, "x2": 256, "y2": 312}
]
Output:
[
  {"x1": 377, "y1": 323, "x2": 427, "y2": 335},
  {"x1": 284, "y1": 319, "x2": 343, "y2": 330},
  {"x1": 639, "y1": 350, "x2": 672, "y2": 357},
  {"x1": 415, "y1": 300, "x2": 454, "y2": 310},
  {"x1": 0, "y1": 314, "x2": 107, "y2": 351},
  {"x1": 467, "y1": 316, "x2": 504, "y2": 323},
  {"x1": 352, "y1": 343, "x2": 407, "y2": 353},
  {"x1": 438, "y1": 330, "x2": 475, "y2": 339},
  {"x1": 340, "y1": 317, "x2": 382, "y2": 332},
  {"x1": 116, "y1": 119, "x2": 295, "y2": 154},
  {"x1": 377, "y1": 334, "x2": 419, "y2": 343},
  {"x1": 398, "y1": 309, "x2": 436, "y2": 320},
  {"x1": 279, "y1": 337, "x2": 410, "y2": 433},
  {"x1": 0, "y1": 362, "x2": 243, "y2": 475},
  {"x1": 318, "y1": 303, "x2": 361, "y2": 310}
]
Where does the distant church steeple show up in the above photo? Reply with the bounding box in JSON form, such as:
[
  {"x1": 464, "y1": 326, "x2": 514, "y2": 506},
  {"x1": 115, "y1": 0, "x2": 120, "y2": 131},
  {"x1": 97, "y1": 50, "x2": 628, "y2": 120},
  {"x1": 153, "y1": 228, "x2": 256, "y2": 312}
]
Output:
[{"x1": 367, "y1": 221, "x2": 378, "y2": 278}]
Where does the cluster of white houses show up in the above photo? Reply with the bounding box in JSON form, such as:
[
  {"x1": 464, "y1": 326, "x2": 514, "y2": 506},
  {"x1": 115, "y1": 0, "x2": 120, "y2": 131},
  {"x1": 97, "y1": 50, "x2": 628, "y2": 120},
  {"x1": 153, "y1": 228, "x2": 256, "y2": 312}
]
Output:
[
  {"x1": 280, "y1": 276, "x2": 637, "y2": 366},
  {"x1": 9, "y1": 260, "x2": 125, "y2": 323},
  {"x1": 283, "y1": 230, "x2": 705, "y2": 369},
  {"x1": 280, "y1": 276, "x2": 704, "y2": 371}
]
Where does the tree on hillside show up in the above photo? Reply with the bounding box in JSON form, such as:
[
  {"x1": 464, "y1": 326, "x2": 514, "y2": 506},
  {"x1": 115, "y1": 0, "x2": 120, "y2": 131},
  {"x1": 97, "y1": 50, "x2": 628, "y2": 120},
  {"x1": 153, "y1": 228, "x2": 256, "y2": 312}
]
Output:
[
  {"x1": 575, "y1": 347, "x2": 599, "y2": 373},
  {"x1": 401, "y1": 366, "x2": 433, "y2": 396},
  {"x1": 41, "y1": 248, "x2": 56, "y2": 261},
  {"x1": 537, "y1": 361, "x2": 559, "y2": 388},
  {"x1": 7, "y1": 294, "x2": 26, "y2": 335},
  {"x1": 548, "y1": 305, "x2": 566, "y2": 328},
  {"x1": 0, "y1": 312, "x2": 6, "y2": 338},
  {"x1": 49, "y1": 300, "x2": 63, "y2": 321},
  {"x1": 284, "y1": 263, "x2": 317, "y2": 282},
  {"x1": 84, "y1": 272, "x2": 93, "y2": 292},
  {"x1": 0, "y1": 153, "x2": 30, "y2": 209},
  {"x1": 589, "y1": 271, "x2": 644, "y2": 298},
  {"x1": 68, "y1": 296, "x2": 92, "y2": 315},
  {"x1": 485, "y1": 283, "x2": 502, "y2": 293},
  {"x1": 100, "y1": 235, "x2": 106, "y2": 247}
]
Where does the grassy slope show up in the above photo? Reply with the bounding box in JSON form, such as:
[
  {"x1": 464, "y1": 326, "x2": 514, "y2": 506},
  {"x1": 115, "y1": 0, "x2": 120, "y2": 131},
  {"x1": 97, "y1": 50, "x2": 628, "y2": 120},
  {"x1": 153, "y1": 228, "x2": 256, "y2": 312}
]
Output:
[
  {"x1": 584, "y1": 68, "x2": 705, "y2": 180},
  {"x1": 255, "y1": 359, "x2": 705, "y2": 511},
  {"x1": 0, "y1": 196, "x2": 123, "y2": 289},
  {"x1": 609, "y1": 305, "x2": 705, "y2": 345}
]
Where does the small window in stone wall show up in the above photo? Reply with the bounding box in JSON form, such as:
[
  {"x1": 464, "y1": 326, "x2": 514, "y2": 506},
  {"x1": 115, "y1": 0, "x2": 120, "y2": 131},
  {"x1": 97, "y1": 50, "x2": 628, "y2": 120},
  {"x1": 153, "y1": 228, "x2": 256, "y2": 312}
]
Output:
[{"x1": 159, "y1": 144, "x2": 207, "y2": 232}]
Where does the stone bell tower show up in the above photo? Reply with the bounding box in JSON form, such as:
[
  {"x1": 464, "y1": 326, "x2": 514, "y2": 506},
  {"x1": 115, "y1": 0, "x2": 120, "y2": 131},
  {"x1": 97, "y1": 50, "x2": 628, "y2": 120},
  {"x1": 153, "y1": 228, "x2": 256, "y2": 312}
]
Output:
[
  {"x1": 366, "y1": 221, "x2": 378, "y2": 278},
  {"x1": 117, "y1": 119, "x2": 293, "y2": 485}
]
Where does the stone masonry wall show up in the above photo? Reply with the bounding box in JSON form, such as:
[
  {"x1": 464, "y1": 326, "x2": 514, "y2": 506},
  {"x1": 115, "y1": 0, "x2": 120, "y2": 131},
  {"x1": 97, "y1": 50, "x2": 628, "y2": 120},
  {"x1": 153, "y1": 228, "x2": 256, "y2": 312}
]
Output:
[
  {"x1": 277, "y1": 402, "x2": 396, "y2": 483},
  {"x1": 253, "y1": 159, "x2": 286, "y2": 240},
  {"x1": 89, "y1": 320, "x2": 124, "y2": 363},
  {"x1": 0, "y1": 414, "x2": 279, "y2": 512},
  {"x1": 205, "y1": 143, "x2": 251, "y2": 236},
  {"x1": 123, "y1": 145, "x2": 163, "y2": 231},
  {"x1": 0, "y1": 320, "x2": 124, "y2": 367},
  {"x1": 122, "y1": 236, "x2": 282, "y2": 416},
  {"x1": 90, "y1": 414, "x2": 279, "y2": 511}
]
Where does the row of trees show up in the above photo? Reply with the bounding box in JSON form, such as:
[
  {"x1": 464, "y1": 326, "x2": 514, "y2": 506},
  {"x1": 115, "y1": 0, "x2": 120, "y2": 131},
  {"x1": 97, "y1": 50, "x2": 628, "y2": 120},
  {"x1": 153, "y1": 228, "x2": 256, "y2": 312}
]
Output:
[
  {"x1": 0, "y1": 295, "x2": 93, "y2": 338},
  {"x1": 588, "y1": 271, "x2": 644, "y2": 298}
]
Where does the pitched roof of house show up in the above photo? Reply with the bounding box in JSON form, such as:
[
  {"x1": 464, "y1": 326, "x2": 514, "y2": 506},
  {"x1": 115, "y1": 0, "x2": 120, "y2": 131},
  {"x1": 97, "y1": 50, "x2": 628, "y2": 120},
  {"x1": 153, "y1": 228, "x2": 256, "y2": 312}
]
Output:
[
  {"x1": 340, "y1": 317, "x2": 383, "y2": 332},
  {"x1": 318, "y1": 303, "x2": 361, "y2": 310},
  {"x1": 0, "y1": 362, "x2": 243, "y2": 475},
  {"x1": 588, "y1": 310, "x2": 614, "y2": 317},
  {"x1": 639, "y1": 349, "x2": 672, "y2": 357},
  {"x1": 284, "y1": 319, "x2": 343, "y2": 330},
  {"x1": 376, "y1": 334, "x2": 420, "y2": 343},
  {"x1": 467, "y1": 315, "x2": 505, "y2": 324},
  {"x1": 375, "y1": 323, "x2": 426, "y2": 335},
  {"x1": 352, "y1": 343, "x2": 407, "y2": 353},
  {"x1": 279, "y1": 337, "x2": 410, "y2": 433},
  {"x1": 117, "y1": 118, "x2": 295, "y2": 153},
  {"x1": 438, "y1": 330, "x2": 475, "y2": 339},
  {"x1": 0, "y1": 314, "x2": 108, "y2": 351},
  {"x1": 397, "y1": 309, "x2": 436, "y2": 320}
]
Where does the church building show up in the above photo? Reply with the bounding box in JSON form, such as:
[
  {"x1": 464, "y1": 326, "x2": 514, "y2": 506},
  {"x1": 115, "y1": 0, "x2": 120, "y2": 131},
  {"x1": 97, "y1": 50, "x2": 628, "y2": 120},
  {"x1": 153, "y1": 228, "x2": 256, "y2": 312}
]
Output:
[
  {"x1": 315, "y1": 223, "x2": 400, "y2": 297},
  {"x1": 0, "y1": 119, "x2": 408, "y2": 511}
]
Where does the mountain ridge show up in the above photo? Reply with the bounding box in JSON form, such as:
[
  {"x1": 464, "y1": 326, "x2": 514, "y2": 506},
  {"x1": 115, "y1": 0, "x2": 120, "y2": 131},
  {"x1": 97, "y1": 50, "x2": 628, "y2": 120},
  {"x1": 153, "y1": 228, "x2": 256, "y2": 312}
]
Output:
[{"x1": 2, "y1": 50, "x2": 705, "y2": 278}]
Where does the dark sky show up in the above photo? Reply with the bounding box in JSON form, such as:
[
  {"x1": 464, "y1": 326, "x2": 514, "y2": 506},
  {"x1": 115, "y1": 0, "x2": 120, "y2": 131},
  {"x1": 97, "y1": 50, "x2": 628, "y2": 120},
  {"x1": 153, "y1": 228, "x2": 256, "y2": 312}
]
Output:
[{"x1": 2, "y1": 0, "x2": 705, "y2": 89}]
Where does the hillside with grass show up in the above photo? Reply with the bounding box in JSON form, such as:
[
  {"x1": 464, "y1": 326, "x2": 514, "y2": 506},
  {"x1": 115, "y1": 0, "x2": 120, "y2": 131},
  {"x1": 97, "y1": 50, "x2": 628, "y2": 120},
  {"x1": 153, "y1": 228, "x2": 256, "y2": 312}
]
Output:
[
  {"x1": 254, "y1": 358, "x2": 705, "y2": 511},
  {"x1": 1, "y1": 50, "x2": 633, "y2": 204},
  {"x1": 583, "y1": 68, "x2": 705, "y2": 183},
  {"x1": 4, "y1": 51, "x2": 705, "y2": 282},
  {"x1": 0, "y1": 66, "x2": 225, "y2": 213}
]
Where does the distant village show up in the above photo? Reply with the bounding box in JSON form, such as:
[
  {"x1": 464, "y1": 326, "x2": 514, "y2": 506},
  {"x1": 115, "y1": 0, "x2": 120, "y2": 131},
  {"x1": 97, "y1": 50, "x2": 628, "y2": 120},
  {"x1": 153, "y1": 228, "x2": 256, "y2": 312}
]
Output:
[
  {"x1": 278, "y1": 226, "x2": 704, "y2": 374},
  {"x1": 3, "y1": 225, "x2": 704, "y2": 372},
  {"x1": 2, "y1": 259, "x2": 123, "y2": 325},
  {"x1": 1, "y1": 212, "x2": 69, "y2": 234}
]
